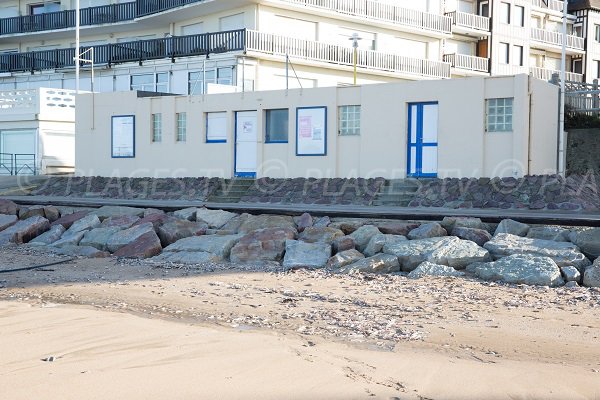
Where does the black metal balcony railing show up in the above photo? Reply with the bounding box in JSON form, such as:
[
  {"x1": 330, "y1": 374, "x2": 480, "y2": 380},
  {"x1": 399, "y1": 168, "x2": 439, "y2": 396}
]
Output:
[
  {"x1": 136, "y1": 0, "x2": 207, "y2": 17},
  {"x1": 0, "y1": 29, "x2": 246, "y2": 73}
]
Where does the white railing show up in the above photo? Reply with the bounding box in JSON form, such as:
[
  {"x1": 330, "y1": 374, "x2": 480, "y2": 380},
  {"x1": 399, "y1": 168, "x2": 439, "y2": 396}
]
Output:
[
  {"x1": 278, "y1": 0, "x2": 452, "y2": 34},
  {"x1": 530, "y1": 67, "x2": 583, "y2": 82},
  {"x1": 0, "y1": 89, "x2": 36, "y2": 111},
  {"x1": 246, "y1": 30, "x2": 451, "y2": 79},
  {"x1": 445, "y1": 11, "x2": 490, "y2": 32},
  {"x1": 443, "y1": 54, "x2": 489, "y2": 72},
  {"x1": 530, "y1": 27, "x2": 584, "y2": 51},
  {"x1": 531, "y1": 0, "x2": 565, "y2": 13},
  {"x1": 0, "y1": 88, "x2": 76, "y2": 119}
]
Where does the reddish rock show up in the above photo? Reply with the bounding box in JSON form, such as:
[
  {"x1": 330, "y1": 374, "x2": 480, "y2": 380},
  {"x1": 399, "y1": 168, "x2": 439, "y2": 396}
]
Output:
[
  {"x1": 113, "y1": 231, "x2": 162, "y2": 259},
  {"x1": 376, "y1": 221, "x2": 419, "y2": 236},
  {"x1": 134, "y1": 213, "x2": 169, "y2": 230},
  {"x1": 18, "y1": 205, "x2": 45, "y2": 220},
  {"x1": 101, "y1": 215, "x2": 140, "y2": 229},
  {"x1": 157, "y1": 219, "x2": 208, "y2": 246},
  {"x1": 452, "y1": 227, "x2": 492, "y2": 247},
  {"x1": 294, "y1": 213, "x2": 313, "y2": 233},
  {"x1": 299, "y1": 226, "x2": 344, "y2": 244},
  {"x1": 332, "y1": 236, "x2": 356, "y2": 254},
  {"x1": 0, "y1": 199, "x2": 18, "y2": 215},
  {"x1": 51, "y1": 210, "x2": 89, "y2": 229},
  {"x1": 230, "y1": 227, "x2": 297, "y2": 262},
  {"x1": 43, "y1": 206, "x2": 61, "y2": 222},
  {"x1": 0, "y1": 216, "x2": 49, "y2": 244},
  {"x1": 0, "y1": 214, "x2": 18, "y2": 232}
]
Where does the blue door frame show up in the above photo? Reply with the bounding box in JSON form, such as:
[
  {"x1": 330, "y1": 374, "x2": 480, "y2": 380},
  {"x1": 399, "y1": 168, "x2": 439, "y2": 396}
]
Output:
[{"x1": 407, "y1": 102, "x2": 438, "y2": 178}]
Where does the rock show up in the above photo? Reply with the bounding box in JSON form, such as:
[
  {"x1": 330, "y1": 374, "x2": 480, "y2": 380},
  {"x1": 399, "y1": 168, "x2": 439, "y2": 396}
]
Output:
[
  {"x1": 583, "y1": 260, "x2": 600, "y2": 287},
  {"x1": 163, "y1": 234, "x2": 243, "y2": 258},
  {"x1": 18, "y1": 205, "x2": 45, "y2": 220},
  {"x1": 51, "y1": 210, "x2": 89, "y2": 229},
  {"x1": 349, "y1": 225, "x2": 381, "y2": 252},
  {"x1": 375, "y1": 221, "x2": 419, "y2": 236},
  {"x1": 230, "y1": 227, "x2": 296, "y2": 263},
  {"x1": 80, "y1": 227, "x2": 122, "y2": 251},
  {"x1": 0, "y1": 214, "x2": 18, "y2": 231},
  {"x1": 332, "y1": 236, "x2": 356, "y2": 253},
  {"x1": 298, "y1": 227, "x2": 344, "y2": 244},
  {"x1": 238, "y1": 214, "x2": 296, "y2": 234},
  {"x1": 282, "y1": 240, "x2": 332, "y2": 269},
  {"x1": 364, "y1": 234, "x2": 407, "y2": 257},
  {"x1": 408, "y1": 261, "x2": 464, "y2": 279},
  {"x1": 451, "y1": 227, "x2": 492, "y2": 247},
  {"x1": 174, "y1": 207, "x2": 198, "y2": 221},
  {"x1": 196, "y1": 208, "x2": 237, "y2": 228},
  {"x1": 484, "y1": 234, "x2": 591, "y2": 270},
  {"x1": 134, "y1": 213, "x2": 169, "y2": 230},
  {"x1": 113, "y1": 231, "x2": 162, "y2": 259},
  {"x1": 329, "y1": 219, "x2": 366, "y2": 234},
  {"x1": 384, "y1": 236, "x2": 490, "y2": 272},
  {"x1": 106, "y1": 223, "x2": 155, "y2": 253},
  {"x1": 0, "y1": 216, "x2": 49, "y2": 244},
  {"x1": 91, "y1": 206, "x2": 145, "y2": 221},
  {"x1": 150, "y1": 251, "x2": 222, "y2": 265},
  {"x1": 560, "y1": 266, "x2": 581, "y2": 283},
  {"x1": 312, "y1": 216, "x2": 331, "y2": 228},
  {"x1": 220, "y1": 213, "x2": 251, "y2": 233},
  {"x1": 52, "y1": 245, "x2": 110, "y2": 258},
  {"x1": 157, "y1": 219, "x2": 208, "y2": 247},
  {"x1": 527, "y1": 226, "x2": 570, "y2": 242},
  {"x1": 293, "y1": 213, "x2": 313, "y2": 233},
  {"x1": 441, "y1": 217, "x2": 483, "y2": 231},
  {"x1": 65, "y1": 214, "x2": 101, "y2": 235},
  {"x1": 470, "y1": 254, "x2": 564, "y2": 287},
  {"x1": 144, "y1": 208, "x2": 164, "y2": 217},
  {"x1": 326, "y1": 249, "x2": 365, "y2": 270},
  {"x1": 564, "y1": 281, "x2": 580, "y2": 288},
  {"x1": 101, "y1": 215, "x2": 140, "y2": 229},
  {"x1": 407, "y1": 223, "x2": 447, "y2": 240},
  {"x1": 569, "y1": 228, "x2": 600, "y2": 259},
  {"x1": 494, "y1": 219, "x2": 530, "y2": 237},
  {"x1": 29, "y1": 224, "x2": 65, "y2": 245},
  {"x1": 0, "y1": 199, "x2": 18, "y2": 215},
  {"x1": 43, "y1": 206, "x2": 60, "y2": 222},
  {"x1": 339, "y1": 254, "x2": 400, "y2": 274},
  {"x1": 52, "y1": 231, "x2": 85, "y2": 248}
]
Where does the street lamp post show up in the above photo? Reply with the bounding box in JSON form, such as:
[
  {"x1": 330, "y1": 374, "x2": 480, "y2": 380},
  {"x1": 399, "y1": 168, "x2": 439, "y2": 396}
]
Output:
[
  {"x1": 75, "y1": 0, "x2": 80, "y2": 94},
  {"x1": 349, "y1": 33, "x2": 362, "y2": 86},
  {"x1": 559, "y1": 0, "x2": 567, "y2": 175}
]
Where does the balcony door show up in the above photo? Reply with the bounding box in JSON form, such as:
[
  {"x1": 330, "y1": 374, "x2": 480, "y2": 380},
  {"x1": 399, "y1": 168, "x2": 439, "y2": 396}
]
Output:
[
  {"x1": 234, "y1": 111, "x2": 258, "y2": 178},
  {"x1": 407, "y1": 103, "x2": 438, "y2": 178}
]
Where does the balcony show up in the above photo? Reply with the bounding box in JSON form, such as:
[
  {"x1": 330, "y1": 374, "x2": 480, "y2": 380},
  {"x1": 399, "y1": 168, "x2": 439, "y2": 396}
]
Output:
[
  {"x1": 246, "y1": 30, "x2": 451, "y2": 79},
  {"x1": 0, "y1": 88, "x2": 75, "y2": 121},
  {"x1": 445, "y1": 11, "x2": 490, "y2": 35},
  {"x1": 136, "y1": 0, "x2": 206, "y2": 17},
  {"x1": 530, "y1": 0, "x2": 565, "y2": 13},
  {"x1": 529, "y1": 66, "x2": 583, "y2": 82},
  {"x1": 443, "y1": 54, "x2": 489, "y2": 73},
  {"x1": 277, "y1": 0, "x2": 452, "y2": 35},
  {"x1": 530, "y1": 27, "x2": 584, "y2": 53}
]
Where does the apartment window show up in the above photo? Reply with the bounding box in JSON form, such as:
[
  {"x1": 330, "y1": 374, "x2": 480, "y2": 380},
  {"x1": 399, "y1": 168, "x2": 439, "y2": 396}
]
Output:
[
  {"x1": 152, "y1": 113, "x2": 162, "y2": 142},
  {"x1": 486, "y1": 98, "x2": 513, "y2": 132},
  {"x1": 206, "y1": 112, "x2": 227, "y2": 143},
  {"x1": 514, "y1": 6, "x2": 525, "y2": 27},
  {"x1": 479, "y1": 1, "x2": 489, "y2": 17},
  {"x1": 176, "y1": 112, "x2": 187, "y2": 142},
  {"x1": 30, "y1": 2, "x2": 60, "y2": 15},
  {"x1": 339, "y1": 105, "x2": 361, "y2": 136},
  {"x1": 156, "y1": 72, "x2": 168, "y2": 93},
  {"x1": 573, "y1": 24, "x2": 583, "y2": 38},
  {"x1": 265, "y1": 109, "x2": 289, "y2": 143},
  {"x1": 596, "y1": 25, "x2": 600, "y2": 42},
  {"x1": 513, "y1": 45, "x2": 524, "y2": 66},
  {"x1": 500, "y1": 2, "x2": 510, "y2": 24},
  {"x1": 499, "y1": 42, "x2": 510, "y2": 64},
  {"x1": 131, "y1": 73, "x2": 168, "y2": 92},
  {"x1": 189, "y1": 68, "x2": 233, "y2": 95},
  {"x1": 595, "y1": 61, "x2": 600, "y2": 79},
  {"x1": 573, "y1": 59, "x2": 582, "y2": 74}
]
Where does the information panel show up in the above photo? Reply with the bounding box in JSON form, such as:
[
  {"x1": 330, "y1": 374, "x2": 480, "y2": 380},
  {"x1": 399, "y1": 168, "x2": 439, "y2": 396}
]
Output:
[
  {"x1": 296, "y1": 106, "x2": 327, "y2": 156},
  {"x1": 111, "y1": 115, "x2": 135, "y2": 158}
]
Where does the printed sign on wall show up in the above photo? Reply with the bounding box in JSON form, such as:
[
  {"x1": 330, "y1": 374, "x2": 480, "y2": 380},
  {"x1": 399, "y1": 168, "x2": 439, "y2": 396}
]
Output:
[
  {"x1": 111, "y1": 115, "x2": 135, "y2": 158},
  {"x1": 296, "y1": 106, "x2": 327, "y2": 156}
]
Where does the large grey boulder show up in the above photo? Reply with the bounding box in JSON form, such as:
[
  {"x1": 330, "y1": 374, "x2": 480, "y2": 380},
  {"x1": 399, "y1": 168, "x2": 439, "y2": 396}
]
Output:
[
  {"x1": 196, "y1": 208, "x2": 237, "y2": 228},
  {"x1": 364, "y1": 234, "x2": 407, "y2": 257},
  {"x1": 106, "y1": 223, "x2": 155, "y2": 253},
  {"x1": 384, "y1": 236, "x2": 490, "y2": 272},
  {"x1": 151, "y1": 251, "x2": 222, "y2": 265},
  {"x1": 484, "y1": 233, "x2": 591, "y2": 270},
  {"x1": 527, "y1": 226, "x2": 570, "y2": 242},
  {"x1": 298, "y1": 226, "x2": 344, "y2": 244},
  {"x1": 408, "y1": 261, "x2": 464, "y2": 279},
  {"x1": 0, "y1": 199, "x2": 18, "y2": 215},
  {"x1": 451, "y1": 227, "x2": 492, "y2": 247},
  {"x1": 469, "y1": 254, "x2": 564, "y2": 287},
  {"x1": 101, "y1": 215, "x2": 140, "y2": 229},
  {"x1": 30, "y1": 224, "x2": 65, "y2": 245},
  {"x1": 293, "y1": 213, "x2": 313, "y2": 233},
  {"x1": 494, "y1": 219, "x2": 530, "y2": 237},
  {"x1": 113, "y1": 231, "x2": 162, "y2": 259},
  {"x1": 407, "y1": 222, "x2": 447, "y2": 240},
  {"x1": 80, "y1": 227, "x2": 123, "y2": 251},
  {"x1": 349, "y1": 225, "x2": 381, "y2": 252},
  {"x1": 560, "y1": 266, "x2": 581, "y2": 283},
  {"x1": 91, "y1": 206, "x2": 145, "y2": 221},
  {"x1": 43, "y1": 206, "x2": 60, "y2": 222},
  {"x1": 52, "y1": 231, "x2": 85, "y2": 247},
  {"x1": 0, "y1": 216, "x2": 50, "y2": 244},
  {"x1": 326, "y1": 249, "x2": 365, "y2": 270},
  {"x1": 374, "y1": 221, "x2": 419, "y2": 236},
  {"x1": 0, "y1": 214, "x2": 18, "y2": 232},
  {"x1": 163, "y1": 234, "x2": 243, "y2": 258},
  {"x1": 157, "y1": 218, "x2": 207, "y2": 246},
  {"x1": 230, "y1": 227, "x2": 296, "y2": 263},
  {"x1": 441, "y1": 217, "x2": 483, "y2": 231},
  {"x1": 238, "y1": 214, "x2": 296, "y2": 234},
  {"x1": 583, "y1": 259, "x2": 600, "y2": 287},
  {"x1": 65, "y1": 214, "x2": 101, "y2": 235},
  {"x1": 18, "y1": 205, "x2": 46, "y2": 220},
  {"x1": 339, "y1": 254, "x2": 400, "y2": 274},
  {"x1": 332, "y1": 236, "x2": 356, "y2": 253},
  {"x1": 51, "y1": 210, "x2": 89, "y2": 230},
  {"x1": 569, "y1": 228, "x2": 600, "y2": 259},
  {"x1": 282, "y1": 240, "x2": 332, "y2": 269},
  {"x1": 174, "y1": 207, "x2": 198, "y2": 221}
]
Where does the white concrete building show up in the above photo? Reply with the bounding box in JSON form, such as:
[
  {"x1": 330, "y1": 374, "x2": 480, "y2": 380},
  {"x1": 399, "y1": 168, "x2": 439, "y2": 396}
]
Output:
[{"x1": 75, "y1": 75, "x2": 559, "y2": 179}]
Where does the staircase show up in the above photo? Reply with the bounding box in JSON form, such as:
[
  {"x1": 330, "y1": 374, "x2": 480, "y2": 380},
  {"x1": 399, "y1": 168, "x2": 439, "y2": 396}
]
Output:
[
  {"x1": 207, "y1": 178, "x2": 255, "y2": 203},
  {"x1": 372, "y1": 179, "x2": 423, "y2": 207}
]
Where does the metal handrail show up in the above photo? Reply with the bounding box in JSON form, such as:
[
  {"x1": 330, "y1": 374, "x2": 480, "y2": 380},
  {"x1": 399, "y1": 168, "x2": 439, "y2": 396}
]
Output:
[
  {"x1": 0, "y1": 153, "x2": 13, "y2": 175},
  {"x1": 13, "y1": 153, "x2": 36, "y2": 175}
]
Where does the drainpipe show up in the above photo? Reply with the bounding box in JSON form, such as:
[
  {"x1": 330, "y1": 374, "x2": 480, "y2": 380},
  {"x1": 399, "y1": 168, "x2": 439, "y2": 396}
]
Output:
[{"x1": 527, "y1": 75, "x2": 533, "y2": 175}]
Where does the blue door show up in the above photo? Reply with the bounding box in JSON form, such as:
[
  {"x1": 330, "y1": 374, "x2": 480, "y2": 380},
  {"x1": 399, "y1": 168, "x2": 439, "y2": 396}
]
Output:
[{"x1": 407, "y1": 102, "x2": 438, "y2": 177}]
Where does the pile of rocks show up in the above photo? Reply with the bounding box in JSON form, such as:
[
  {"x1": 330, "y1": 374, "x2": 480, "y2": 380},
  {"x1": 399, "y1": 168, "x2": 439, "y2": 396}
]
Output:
[{"x1": 1, "y1": 198, "x2": 599, "y2": 288}]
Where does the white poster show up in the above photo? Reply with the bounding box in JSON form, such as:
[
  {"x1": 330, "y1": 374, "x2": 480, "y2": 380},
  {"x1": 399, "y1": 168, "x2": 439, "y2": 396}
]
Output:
[
  {"x1": 296, "y1": 107, "x2": 326, "y2": 156},
  {"x1": 111, "y1": 115, "x2": 135, "y2": 158}
]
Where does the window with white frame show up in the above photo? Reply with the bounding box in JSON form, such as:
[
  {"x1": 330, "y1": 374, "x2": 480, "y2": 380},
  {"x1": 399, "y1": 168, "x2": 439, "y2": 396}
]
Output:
[
  {"x1": 486, "y1": 98, "x2": 513, "y2": 132},
  {"x1": 189, "y1": 67, "x2": 233, "y2": 95},
  {"x1": 30, "y1": 1, "x2": 60, "y2": 15},
  {"x1": 514, "y1": 5, "x2": 524, "y2": 27},
  {"x1": 131, "y1": 73, "x2": 168, "y2": 92},
  {"x1": 339, "y1": 105, "x2": 361, "y2": 136},
  {"x1": 176, "y1": 112, "x2": 187, "y2": 142},
  {"x1": 596, "y1": 25, "x2": 600, "y2": 42},
  {"x1": 513, "y1": 45, "x2": 523, "y2": 66},
  {"x1": 206, "y1": 112, "x2": 227, "y2": 142},
  {"x1": 152, "y1": 113, "x2": 162, "y2": 142},
  {"x1": 500, "y1": 2, "x2": 510, "y2": 24},
  {"x1": 499, "y1": 42, "x2": 509, "y2": 64}
]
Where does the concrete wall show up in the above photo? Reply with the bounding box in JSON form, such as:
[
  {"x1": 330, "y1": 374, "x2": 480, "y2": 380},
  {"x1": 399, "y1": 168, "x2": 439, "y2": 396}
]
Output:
[{"x1": 75, "y1": 74, "x2": 558, "y2": 179}]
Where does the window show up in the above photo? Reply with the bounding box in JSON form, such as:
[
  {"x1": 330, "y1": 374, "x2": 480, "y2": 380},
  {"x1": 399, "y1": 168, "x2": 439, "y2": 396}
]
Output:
[
  {"x1": 595, "y1": 60, "x2": 600, "y2": 79},
  {"x1": 486, "y1": 98, "x2": 513, "y2": 132},
  {"x1": 176, "y1": 112, "x2": 187, "y2": 142},
  {"x1": 573, "y1": 59, "x2": 582, "y2": 74},
  {"x1": 499, "y1": 42, "x2": 509, "y2": 64},
  {"x1": 513, "y1": 45, "x2": 523, "y2": 66},
  {"x1": 265, "y1": 109, "x2": 289, "y2": 143},
  {"x1": 514, "y1": 6, "x2": 524, "y2": 27},
  {"x1": 131, "y1": 73, "x2": 168, "y2": 92},
  {"x1": 206, "y1": 112, "x2": 227, "y2": 142},
  {"x1": 479, "y1": 1, "x2": 489, "y2": 17},
  {"x1": 156, "y1": 73, "x2": 168, "y2": 93},
  {"x1": 152, "y1": 113, "x2": 162, "y2": 142},
  {"x1": 189, "y1": 68, "x2": 233, "y2": 95},
  {"x1": 219, "y1": 13, "x2": 245, "y2": 31},
  {"x1": 30, "y1": 2, "x2": 60, "y2": 15},
  {"x1": 596, "y1": 25, "x2": 600, "y2": 42},
  {"x1": 339, "y1": 105, "x2": 361, "y2": 136},
  {"x1": 500, "y1": 2, "x2": 510, "y2": 24}
]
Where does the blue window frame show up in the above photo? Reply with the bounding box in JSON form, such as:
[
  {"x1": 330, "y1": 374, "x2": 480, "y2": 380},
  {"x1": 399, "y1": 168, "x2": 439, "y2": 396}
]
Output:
[
  {"x1": 296, "y1": 106, "x2": 327, "y2": 156},
  {"x1": 265, "y1": 109, "x2": 289, "y2": 143},
  {"x1": 111, "y1": 115, "x2": 135, "y2": 158},
  {"x1": 206, "y1": 112, "x2": 227, "y2": 143},
  {"x1": 407, "y1": 102, "x2": 438, "y2": 178}
]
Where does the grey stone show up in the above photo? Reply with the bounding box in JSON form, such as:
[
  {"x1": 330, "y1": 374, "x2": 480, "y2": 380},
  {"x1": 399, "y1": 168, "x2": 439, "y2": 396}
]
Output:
[
  {"x1": 101, "y1": 215, "x2": 140, "y2": 229},
  {"x1": 569, "y1": 228, "x2": 600, "y2": 259},
  {"x1": 451, "y1": 227, "x2": 492, "y2": 247},
  {"x1": 470, "y1": 254, "x2": 564, "y2": 287},
  {"x1": 43, "y1": 206, "x2": 60, "y2": 222},
  {"x1": 326, "y1": 249, "x2": 365, "y2": 270},
  {"x1": 29, "y1": 224, "x2": 65, "y2": 245},
  {"x1": 113, "y1": 231, "x2": 162, "y2": 259},
  {"x1": 174, "y1": 207, "x2": 198, "y2": 221},
  {"x1": 144, "y1": 208, "x2": 165, "y2": 217},
  {"x1": 283, "y1": 240, "x2": 332, "y2": 269},
  {"x1": 349, "y1": 225, "x2": 381, "y2": 252},
  {"x1": 52, "y1": 231, "x2": 85, "y2": 247},
  {"x1": 230, "y1": 227, "x2": 297, "y2": 263},
  {"x1": 238, "y1": 214, "x2": 296, "y2": 234},
  {"x1": 583, "y1": 260, "x2": 600, "y2": 287},
  {"x1": 18, "y1": 205, "x2": 45, "y2": 220},
  {"x1": 407, "y1": 223, "x2": 447, "y2": 240},
  {"x1": 80, "y1": 227, "x2": 123, "y2": 251},
  {"x1": 527, "y1": 226, "x2": 570, "y2": 242},
  {"x1": 51, "y1": 211, "x2": 89, "y2": 230},
  {"x1": 51, "y1": 245, "x2": 110, "y2": 258},
  {"x1": 196, "y1": 208, "x2": 237, "y2": 228},
  {"x1": 150, "y1": 251, "x2": 222, "y2": 265},
  {"x1": 65, "y1": 214, "x2": 101, "y2": 235},
  {"x1": 220, "y1": 213, "x2": 251, "y2": 233},
  {"x1": 560, "y1": 266, "x2": 581, "y2": 283},
  {"x1": 484, "y1": 233, "x2": 591, "y2": 270},
  {"x1": 494, "y1": 219, "x2": 530, "y2": 237},
  {"x1": 332, "y1": 236, "x2": 356, "y2": 253},
  {"x1": 564, "y1": 281, "x2": 580, "y2": 288},
  {"x1": 375, "y1": 221, "x2": 419, "y2": 236},
  {"x1": 293, "y1": 213, "x2": 313, "y2": 232},
  {"x1": 408, "y1": 261, "x2": 464, "y2": 279},
  {"x1": 163, "y1": 234, "x2": 243, "y2": 258},
  {"x1": 157, "y1": 218, "x2": 208, "y2": 246},
  {"x1": 441, "y1": 217, "x2": 483, "y2": 231},
  {"x1": 0, "y1": 199, "x2": 18, "y2": 215},
  {"x1": 106, "y1": 223, "x2": 155, "y2": 253},
  {"x1": 0, "y1": 214, "x2": 18, "y2": 232},
  {"x1": 339, "y1": 254, "x2": 400, "y2": 274},
  {"x1": 91, "y1": 206, "x2": 145, "y2": 221},
  {"x1": 298, "y1": 227, "x2": 344, "y2": 244},
  {"x1": 0, "y1": 216, "x2": 50, "y2": 244},
  {"x1": 312, "y1": 216, "x2": 331, "y2": 228},
  {"x1": 330, "y1": 219, "x2": 367, "y2": 235},
  {"x1": 364, "y1": 234, "x2": 407, "y2": 257}
]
